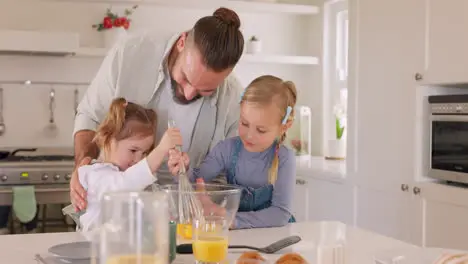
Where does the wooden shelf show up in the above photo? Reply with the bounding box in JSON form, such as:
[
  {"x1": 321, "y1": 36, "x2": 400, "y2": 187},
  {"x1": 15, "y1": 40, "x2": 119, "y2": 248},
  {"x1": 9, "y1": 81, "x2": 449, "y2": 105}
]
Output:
[
  {"x1": 50, "y1": 0, "x2": 319, "y2": 15},
  {"x1": 75, "y1": 47, "x2": 319, "y2": 65},
  {"x1": 242, "y1": 54, "x2": 319, "y2": 65},
  {"x1": 226, "y1": 0, "x2": 319, "y2": 15},
  {"x1": 74, "y1": 47, "x2": 107, "y2": 57}
]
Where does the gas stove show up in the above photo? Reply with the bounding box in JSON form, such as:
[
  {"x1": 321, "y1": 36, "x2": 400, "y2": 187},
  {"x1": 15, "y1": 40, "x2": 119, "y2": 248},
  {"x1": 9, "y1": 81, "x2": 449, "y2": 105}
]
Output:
[{"x1": 0, "y1": 148, "x2": 74, "y2": 186}]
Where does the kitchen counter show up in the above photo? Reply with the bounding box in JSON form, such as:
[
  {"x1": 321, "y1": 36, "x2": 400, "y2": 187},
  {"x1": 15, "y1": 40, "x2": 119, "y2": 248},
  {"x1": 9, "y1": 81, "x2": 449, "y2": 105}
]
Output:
[
  {"x1": 0, "y1": 221, "x2": 420, "y2": 264},
  {"x1": 296, "y1": 156, "x2": 346, "y2": 182}
]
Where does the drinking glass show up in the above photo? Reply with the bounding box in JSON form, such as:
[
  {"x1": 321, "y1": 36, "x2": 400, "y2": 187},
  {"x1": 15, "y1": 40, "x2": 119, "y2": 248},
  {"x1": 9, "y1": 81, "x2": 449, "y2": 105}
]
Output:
[
  {"x1": 96, "y1": 191, "x2": 169, "y2": 264},
  {"x1": 192, "y1": 215, "x2": 230, "y2": 264}
]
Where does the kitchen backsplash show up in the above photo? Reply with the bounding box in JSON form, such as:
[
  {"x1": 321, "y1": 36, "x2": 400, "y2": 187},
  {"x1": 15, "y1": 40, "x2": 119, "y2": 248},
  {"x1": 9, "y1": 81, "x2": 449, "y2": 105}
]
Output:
[{"x1": 0, "y1": 0, "x2": 323, "y2": 154}]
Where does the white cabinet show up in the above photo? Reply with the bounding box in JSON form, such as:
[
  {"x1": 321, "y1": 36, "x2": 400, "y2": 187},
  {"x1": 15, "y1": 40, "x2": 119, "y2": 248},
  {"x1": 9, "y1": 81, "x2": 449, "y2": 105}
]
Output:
[
  {"x1": 350, "y1": 0, "x2": 426, "y2": 245},
  {"x1": 350, "y1": 0, "x2": 468, "y2": 250},
  {"x1": 292, "y1": 171, "x2": 353, "y2": 225},
  {"x1": 423, "y1": 0, "x2": 468, "y2": 84},
  {"x1": 292, "y1": 176, "x2": 310, "y2": 222},
  {"x1": 425, "y1": 199, "x2": 468, "y2": 250},
  {"x1": 307, "y1": 178, "x2": 353, "y2": 225},
  {"x1": 356, "y1": 186, "x2": 424, "y2": 246},
  {"x1": 420, "y1": 183, "x2": 468, "y2": 250}
]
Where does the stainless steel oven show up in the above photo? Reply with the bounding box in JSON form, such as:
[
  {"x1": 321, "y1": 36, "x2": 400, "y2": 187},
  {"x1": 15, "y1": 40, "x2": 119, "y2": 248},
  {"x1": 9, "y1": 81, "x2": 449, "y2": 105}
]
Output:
[{"x1": 429, "y1": 95, "x2": 468, "y2": 184}]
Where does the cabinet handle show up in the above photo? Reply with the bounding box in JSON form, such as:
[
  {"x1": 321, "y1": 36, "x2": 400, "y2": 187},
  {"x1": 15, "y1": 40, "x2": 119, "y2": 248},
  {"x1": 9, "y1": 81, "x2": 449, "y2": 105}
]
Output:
[
  {"x1": 296, "y1": 179, "x2": 307, "y2": 185},
  {"x1": 401, "y1": 184, "x2": 409, "y2": 192},
  {"x1": 413, "y1": 187, "x2": 421, "y2": 195},
  {"x1": 414, "y1": 73, "x2": 423, "y2": 81}
]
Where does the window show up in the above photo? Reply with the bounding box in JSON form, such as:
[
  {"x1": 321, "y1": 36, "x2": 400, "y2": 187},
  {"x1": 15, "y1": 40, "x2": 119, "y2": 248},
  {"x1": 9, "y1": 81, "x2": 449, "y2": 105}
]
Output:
[
  {"x1": 336, "y1": 10, "x2": 349, "y2": 82},
  {"x1": 323, "y1": 0, "x2": 348, "y2": 155}
]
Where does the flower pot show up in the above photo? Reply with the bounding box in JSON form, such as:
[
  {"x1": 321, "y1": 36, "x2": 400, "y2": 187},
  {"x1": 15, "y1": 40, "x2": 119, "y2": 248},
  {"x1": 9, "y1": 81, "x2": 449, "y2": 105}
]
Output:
[
  {"x1": 327, "y1": 139, "x2": 346, "y2": 159},
  {"x1": 104, "y1": 27, "x2": 127, "y2": 49},
  {"x1": 246, "y1": 40, "x2": 262, "y2": 54}
]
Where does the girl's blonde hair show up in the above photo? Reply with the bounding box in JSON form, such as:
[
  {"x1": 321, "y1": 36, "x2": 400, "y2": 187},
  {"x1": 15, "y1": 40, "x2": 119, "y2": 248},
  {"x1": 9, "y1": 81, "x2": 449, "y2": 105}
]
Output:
[
  {"x1": 240, "y1": 75, "x2": 298, "y2": 184},
  {"x1": 94, "y1": 98, "x2": 157, "y2": 157}
]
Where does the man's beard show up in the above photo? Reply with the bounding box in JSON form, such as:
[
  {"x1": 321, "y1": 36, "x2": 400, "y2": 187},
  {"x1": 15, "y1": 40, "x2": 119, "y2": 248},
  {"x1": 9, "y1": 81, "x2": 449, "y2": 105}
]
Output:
[{"x1": 171, "y1": 79, "x2": 202, "y2": 105}]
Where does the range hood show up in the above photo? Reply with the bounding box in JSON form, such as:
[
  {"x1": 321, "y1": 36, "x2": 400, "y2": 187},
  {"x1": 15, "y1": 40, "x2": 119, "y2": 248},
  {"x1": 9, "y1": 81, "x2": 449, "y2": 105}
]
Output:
[{"x1": 0, "y1": 30, "x2": 79, "y2": 56}]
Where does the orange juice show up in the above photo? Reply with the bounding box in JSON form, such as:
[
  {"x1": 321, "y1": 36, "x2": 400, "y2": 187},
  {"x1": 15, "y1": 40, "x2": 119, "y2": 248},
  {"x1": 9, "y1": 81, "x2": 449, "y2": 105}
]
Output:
[
  {"x1": 193, "y1": 236, "x2": 229, "y2": 263},
  {"x1": 177, "y1": 223, "x2": 193, "y2": 239},
  {"x1": 106, "y1": 254, "x2": 163, "y2": 264}
]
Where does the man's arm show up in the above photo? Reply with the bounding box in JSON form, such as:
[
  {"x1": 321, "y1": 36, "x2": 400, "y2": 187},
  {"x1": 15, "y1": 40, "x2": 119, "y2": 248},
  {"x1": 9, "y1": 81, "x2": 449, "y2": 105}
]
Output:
[
  {"x1": 224, "y1": 74, "x2": 242, "y2": 138},
  {"x1": 73, "y1": 40, "x2": 123, "y2": 160},
  {"x1": 71, "y1": 40, "x2": 123, "y2": 210},
  {"x1": 74, "y1": 130, "x2": 99, "y2": 166}
]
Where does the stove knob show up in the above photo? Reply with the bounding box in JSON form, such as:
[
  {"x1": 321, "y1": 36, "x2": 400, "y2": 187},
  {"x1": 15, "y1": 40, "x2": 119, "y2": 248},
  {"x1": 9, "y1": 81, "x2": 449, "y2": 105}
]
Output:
[
  {"x1": 42, "y1": 174, "x2": 49, "y2": 180},
  {"x1": 65, "y1": 174, "x2": 71, "y2": 181},
  {"x1": 0, "y1": 175, "x2": 7, "y2": 182},
  {"x1": 53, "y1": 174, "x2": 60, "y2": 181}
]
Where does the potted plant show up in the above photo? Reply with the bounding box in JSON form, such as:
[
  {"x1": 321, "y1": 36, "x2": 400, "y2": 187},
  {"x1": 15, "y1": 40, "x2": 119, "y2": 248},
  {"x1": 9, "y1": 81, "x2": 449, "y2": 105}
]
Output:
[
  {"x1": 92, "y1": 5, "x2": 138, "y2": 49},
  {"x1": 246, "y1": 35, "x2": 262, "y2": 54},
  {"x1": 327, "y1": 103, "x2": 346, "y2": 159}
]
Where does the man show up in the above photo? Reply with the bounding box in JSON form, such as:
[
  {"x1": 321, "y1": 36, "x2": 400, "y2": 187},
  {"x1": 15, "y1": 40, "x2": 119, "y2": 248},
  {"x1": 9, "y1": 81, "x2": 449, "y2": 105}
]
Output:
[{"x1": 70, "y1": 7, "x2": 244, "y2": 211}]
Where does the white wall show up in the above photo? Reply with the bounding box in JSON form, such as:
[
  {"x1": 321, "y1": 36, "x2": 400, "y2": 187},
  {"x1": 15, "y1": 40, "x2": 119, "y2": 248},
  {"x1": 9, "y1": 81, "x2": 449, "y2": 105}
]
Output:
[{"x1": 0, "y1": 0, "x2": 324, "y2": 153}]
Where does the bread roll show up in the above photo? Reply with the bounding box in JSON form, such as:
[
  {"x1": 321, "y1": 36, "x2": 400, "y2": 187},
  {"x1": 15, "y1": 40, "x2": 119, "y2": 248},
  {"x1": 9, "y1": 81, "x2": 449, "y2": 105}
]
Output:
[
  {"x1": 275, "y1": 253, "x2": 308, "y2": 264},
  {"x1": 433, "y1": 253, "x2": 468, "y2": 264},
  {"x1": 237, "y1": 251, "x2": 267, "y2": 264}
]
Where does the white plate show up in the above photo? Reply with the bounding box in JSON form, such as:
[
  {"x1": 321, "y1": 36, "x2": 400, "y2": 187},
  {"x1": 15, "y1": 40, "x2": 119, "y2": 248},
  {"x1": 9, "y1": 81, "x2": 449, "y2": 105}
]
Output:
[
  {"x1": 374, "y1": 247, "x2": 468, "y2": 264},
  {"x1": 48, "y1": 241, "x2": 91, "y2": 260}
]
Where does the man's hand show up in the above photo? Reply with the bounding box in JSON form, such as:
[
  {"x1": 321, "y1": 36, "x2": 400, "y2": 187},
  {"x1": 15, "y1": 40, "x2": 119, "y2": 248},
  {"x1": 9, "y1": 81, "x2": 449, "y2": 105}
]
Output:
[{"x1": 70, "y1": 157, "x2": 92, "y2": 212}]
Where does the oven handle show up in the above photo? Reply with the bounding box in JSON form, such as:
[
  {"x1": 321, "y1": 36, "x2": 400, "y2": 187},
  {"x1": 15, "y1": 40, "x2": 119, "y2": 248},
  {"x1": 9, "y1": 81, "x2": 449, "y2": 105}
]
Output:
[
  {"x1": 0, "y1": 187, "x2": 69, "y2": 194},
  {"x1": 431, "y1": 115, "x2": 468, "y2": 122}
]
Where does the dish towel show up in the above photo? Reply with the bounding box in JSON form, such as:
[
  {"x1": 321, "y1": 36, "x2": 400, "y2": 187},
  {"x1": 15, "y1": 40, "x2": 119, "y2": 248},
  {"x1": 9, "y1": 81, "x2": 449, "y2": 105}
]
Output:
[
  {"x1": 12, "y1": 186, "x2": 37, "y2": 223},
  {"x1": 62, "y1": 204, "x2": 85, "y2": 230}
]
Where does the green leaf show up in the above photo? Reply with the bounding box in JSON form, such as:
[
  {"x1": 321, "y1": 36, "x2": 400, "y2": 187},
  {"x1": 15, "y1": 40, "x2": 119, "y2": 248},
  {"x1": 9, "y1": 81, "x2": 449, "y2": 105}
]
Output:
[{"x1": 335, "y1": 117, "x2": 345, "y2": 139}]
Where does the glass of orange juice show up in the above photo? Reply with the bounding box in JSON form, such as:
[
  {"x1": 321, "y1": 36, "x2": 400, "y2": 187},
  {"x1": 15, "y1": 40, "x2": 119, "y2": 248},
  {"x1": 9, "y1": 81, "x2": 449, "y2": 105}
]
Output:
[
  {"x1": 95, "y1": 191, "x2": 169, "y2": 264},
  {"x1": 192, "y1": 215, "x2": 229, "y2": 264}
]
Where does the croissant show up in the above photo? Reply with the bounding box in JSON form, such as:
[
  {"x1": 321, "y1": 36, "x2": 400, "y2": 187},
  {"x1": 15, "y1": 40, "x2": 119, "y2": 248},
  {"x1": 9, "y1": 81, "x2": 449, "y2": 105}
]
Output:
[
  {"x1": 433, "y1": 253, "x2": 468, "y2": 264},
  {"x1": 275, "y1": 253, "x2": 308, "y2": 264},
  {"x1": 237, "y1": 251, "x2": 267, "y2": 264}
]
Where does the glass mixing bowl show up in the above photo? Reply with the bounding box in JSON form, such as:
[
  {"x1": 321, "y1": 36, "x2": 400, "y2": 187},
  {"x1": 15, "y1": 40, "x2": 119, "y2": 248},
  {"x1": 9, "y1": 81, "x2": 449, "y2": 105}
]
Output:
[{"x1": 154, "y1": 183, "x2": 242, "y2": 240}]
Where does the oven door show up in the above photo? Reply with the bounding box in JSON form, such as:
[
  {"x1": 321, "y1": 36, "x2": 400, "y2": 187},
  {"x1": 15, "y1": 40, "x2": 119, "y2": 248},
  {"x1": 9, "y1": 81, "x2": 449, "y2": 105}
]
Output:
[
  {"x1": 430, "y1": 114, "x2": 468, "y2": 184},
  {"x1": 0, "y1": 184, "x2": 70, "y2": 206}
]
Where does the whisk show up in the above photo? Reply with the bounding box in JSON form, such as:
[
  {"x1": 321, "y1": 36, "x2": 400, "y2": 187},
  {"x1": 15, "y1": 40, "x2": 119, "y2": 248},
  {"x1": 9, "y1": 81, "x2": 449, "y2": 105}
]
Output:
[{"x1": 168, "y1": 120, "x2": 204, "y2": 224}]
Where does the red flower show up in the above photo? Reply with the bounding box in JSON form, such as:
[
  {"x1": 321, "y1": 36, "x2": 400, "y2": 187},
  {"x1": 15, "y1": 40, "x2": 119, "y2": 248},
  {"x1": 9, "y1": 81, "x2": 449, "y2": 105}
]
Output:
[
  {"x1": 123, "y1": 20, "x2": 130, "y2": 30},
  {"x1": 103, "y1": 17, "x2": 113, "y2": 29},
  {"x1": 113, "y1": 17, "x2": 126, "y2": 27}
]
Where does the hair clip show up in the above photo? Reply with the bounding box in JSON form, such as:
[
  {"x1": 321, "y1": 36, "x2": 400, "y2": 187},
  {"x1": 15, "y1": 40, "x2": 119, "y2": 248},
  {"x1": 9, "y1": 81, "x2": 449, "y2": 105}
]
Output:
[
  {"x1": 282, "y1": 106, "x2": 292, "y2": 124},
  {"x1": 239, "y1": 88, "x2": 246, "y2": 103}
]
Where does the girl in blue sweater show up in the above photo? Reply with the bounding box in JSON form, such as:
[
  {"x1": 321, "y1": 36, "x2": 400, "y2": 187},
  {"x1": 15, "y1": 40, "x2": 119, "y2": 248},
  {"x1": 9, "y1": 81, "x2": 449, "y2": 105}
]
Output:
[{"x1": 168, "y1": 75, "x2": 297, "y2": 229}]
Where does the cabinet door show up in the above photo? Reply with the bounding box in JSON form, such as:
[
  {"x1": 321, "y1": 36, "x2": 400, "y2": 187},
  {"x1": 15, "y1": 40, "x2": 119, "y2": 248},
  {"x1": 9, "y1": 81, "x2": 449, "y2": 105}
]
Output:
[
  {"x1": 424, "y1": 0, "x2": 468, "y2": 84},
  {"x1": 351, "y1": 0, "x2": 425, "y2": 245},
  {"x1": 307, "y1": 179, "x2": 353, "y2": 225},
  {"x1": 292, "y1": 177, "x2": 310, "y2": 222},
  {"x1": 356, "y1": 186, "x2": 424, "y2": 246},
  {"x1": 425, "y1": 199, "x2": 468, "y2": 250}
]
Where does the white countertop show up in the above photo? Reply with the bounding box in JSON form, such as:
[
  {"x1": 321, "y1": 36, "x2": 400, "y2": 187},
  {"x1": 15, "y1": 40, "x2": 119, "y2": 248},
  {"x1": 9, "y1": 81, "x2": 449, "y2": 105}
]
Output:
[
  {"x1": 296, "y1": 156, "x2": 346, "y2": 182},
  {"x1": 0, "y1": 221, "x2": 421, "y2": 264}
]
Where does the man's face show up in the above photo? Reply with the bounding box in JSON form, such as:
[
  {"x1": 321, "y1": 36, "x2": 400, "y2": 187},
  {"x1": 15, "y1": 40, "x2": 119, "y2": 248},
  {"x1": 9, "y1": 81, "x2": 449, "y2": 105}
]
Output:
[{"x1": 170, "y1": 34, "x2": 233, "y2": 104}]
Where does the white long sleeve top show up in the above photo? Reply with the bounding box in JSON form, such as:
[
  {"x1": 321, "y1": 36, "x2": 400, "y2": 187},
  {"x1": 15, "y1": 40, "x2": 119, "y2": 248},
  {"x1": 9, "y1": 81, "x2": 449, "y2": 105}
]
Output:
[{"x1": 77, "y1": 159, "x2": 156, "y2": 232}]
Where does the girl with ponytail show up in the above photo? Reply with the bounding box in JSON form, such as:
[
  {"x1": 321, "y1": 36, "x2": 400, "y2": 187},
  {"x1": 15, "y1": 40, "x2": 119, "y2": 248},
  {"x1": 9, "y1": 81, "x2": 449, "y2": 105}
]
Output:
[
  {"x1": 70, "y1": 97, "x2": 183, "y2": 232},
  {"x1": 168, "y1": 75, "x2": 297, "y2": 229}
]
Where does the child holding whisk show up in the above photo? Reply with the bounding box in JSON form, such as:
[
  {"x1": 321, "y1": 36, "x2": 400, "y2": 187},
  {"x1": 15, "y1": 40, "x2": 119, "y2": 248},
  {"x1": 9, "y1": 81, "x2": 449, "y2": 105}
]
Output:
[
  {"x1": 168, "y1": 75, "x2": 297, "y2": 229},
  {"x1": 65, "y1": 97, "x2": 183, "y2": 232}
]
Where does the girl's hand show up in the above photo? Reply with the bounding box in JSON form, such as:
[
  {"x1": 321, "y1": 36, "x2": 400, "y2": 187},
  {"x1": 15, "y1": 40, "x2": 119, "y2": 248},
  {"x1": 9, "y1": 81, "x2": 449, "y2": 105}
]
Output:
[
  {"x1": 167, "y1": 149, "x2": 190, "y2": 176},
  {"x1": 158, "y1": 128, "x2": 183, "y2": 153}
]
